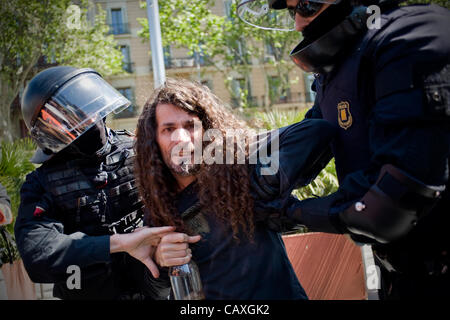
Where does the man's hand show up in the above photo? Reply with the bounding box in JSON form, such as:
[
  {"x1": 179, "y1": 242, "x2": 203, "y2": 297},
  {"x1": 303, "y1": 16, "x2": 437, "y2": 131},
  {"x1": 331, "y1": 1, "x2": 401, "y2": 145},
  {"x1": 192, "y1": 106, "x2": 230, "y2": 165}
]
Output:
[
  {"x1": 110, "y1": 226, "x2": 175, "y2": 278},
  {"x1": 155, "y1": 232, "x2": 202, "y2": 269}
]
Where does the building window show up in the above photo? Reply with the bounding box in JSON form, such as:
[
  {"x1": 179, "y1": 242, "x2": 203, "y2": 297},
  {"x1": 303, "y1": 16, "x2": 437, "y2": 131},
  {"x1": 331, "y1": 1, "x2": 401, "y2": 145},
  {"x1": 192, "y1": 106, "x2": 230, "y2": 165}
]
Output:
[
  {"x1": 163, "y1": 46, "x2": 172, "y2": 68},
  {"x1": 231, "y1": 78, "x2": 254, "y2": 107},
  {"x1": 109, "y1": 8, "x2": 129, "y2": 34},
  {"x1": 119, "y1": 45, "x2": 133, "y2": 73},
  {"x1": 228, "y1": 39, "x2": 250, "y2": 65},
  {"x1": 224, "y1": 0, "x2": 233, "y2": 19},
  {"x1": 304, "y1": 73, "x2": 316, "y2": 103},
  {"x1": 193, "y1": 48, "x2": 205, "y2": 66},
  {"x1": 268, "y1": 76, "x2": 290, "y2": 104},
  {"x1": 115, "y1": 87, "x2": 137, "y2": 118},
  {"x1": 264, "y1": 42, "x2": 276, "y2": 63}
]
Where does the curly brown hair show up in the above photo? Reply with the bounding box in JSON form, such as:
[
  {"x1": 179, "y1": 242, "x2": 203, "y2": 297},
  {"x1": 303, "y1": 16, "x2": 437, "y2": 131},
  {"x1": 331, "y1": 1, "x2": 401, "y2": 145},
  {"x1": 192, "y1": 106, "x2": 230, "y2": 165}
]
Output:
[{"x1": 134, "y1": 78, "x2": 255, "y2": 240}]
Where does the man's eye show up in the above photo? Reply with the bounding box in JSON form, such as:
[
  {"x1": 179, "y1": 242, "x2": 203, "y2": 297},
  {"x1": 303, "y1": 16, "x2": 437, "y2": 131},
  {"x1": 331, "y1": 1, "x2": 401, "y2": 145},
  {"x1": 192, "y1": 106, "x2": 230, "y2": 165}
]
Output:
[{"x1": 164, "y1": 127, "x2": 174, "y2": 133}]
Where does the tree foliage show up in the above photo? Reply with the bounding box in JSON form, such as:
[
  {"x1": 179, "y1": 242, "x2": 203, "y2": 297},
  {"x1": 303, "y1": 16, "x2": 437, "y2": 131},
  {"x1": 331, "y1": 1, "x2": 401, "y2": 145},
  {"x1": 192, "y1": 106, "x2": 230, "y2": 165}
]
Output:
[
  {"x1": 0, "y1": 138, "x2": 36, "y2": 263},
  {"x1": 138, "y1": 0, "x2": 299, "y2": 108},
  {"x1": 0, "y1": 0, "x2": 124, "y2": 142},
  {"x1": 404, "y1": 0, "x2": 449, "y2": 8}
]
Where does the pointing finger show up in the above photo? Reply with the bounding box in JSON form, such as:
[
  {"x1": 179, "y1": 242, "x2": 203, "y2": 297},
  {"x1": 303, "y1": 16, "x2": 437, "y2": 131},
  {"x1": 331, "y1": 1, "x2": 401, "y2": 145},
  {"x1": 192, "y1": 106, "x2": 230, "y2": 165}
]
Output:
[{"x1": 145, "y1": 258, "x2": 160, "y2": 278}]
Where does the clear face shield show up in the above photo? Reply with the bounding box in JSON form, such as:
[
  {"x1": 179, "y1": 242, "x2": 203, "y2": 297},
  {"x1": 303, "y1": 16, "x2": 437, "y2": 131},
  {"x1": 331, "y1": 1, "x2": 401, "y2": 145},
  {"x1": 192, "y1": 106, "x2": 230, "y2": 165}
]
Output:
[
  {"x1": 237, "y1": 0, "x2": 339, "y2": 31},
  {"x1": 30, "y1": 72, "x2": 131, "y2": 154}
]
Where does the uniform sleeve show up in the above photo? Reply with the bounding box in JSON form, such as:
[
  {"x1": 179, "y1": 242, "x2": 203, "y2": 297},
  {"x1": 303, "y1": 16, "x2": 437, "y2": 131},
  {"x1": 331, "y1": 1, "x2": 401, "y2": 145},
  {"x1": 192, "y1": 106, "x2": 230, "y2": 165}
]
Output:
[
  {"x1": 286, "y1": 6, "x2": 450, "y2": 234},
  {"x1": 251, "y1": 119, "x2": 335, "y2": 229},
  {"x1": 14, "y1": 170, "x2": 111, "y2": 283}
]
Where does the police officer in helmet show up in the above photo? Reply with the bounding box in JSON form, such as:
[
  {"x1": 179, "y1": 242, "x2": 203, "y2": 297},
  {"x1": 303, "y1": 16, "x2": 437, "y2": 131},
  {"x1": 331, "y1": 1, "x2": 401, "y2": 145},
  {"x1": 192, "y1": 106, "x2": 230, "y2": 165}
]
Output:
[
  {"x1": 15, "y1": 66, "x2": 192, "y2": 300},
  {"x1": 239, "y1": 0, "x2": 450, "y2": 298}
]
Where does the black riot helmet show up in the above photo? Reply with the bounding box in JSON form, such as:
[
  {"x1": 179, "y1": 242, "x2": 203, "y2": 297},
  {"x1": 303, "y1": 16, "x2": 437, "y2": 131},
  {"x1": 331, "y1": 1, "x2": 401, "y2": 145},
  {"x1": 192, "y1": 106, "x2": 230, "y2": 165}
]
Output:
[
  {"x1": 237, "y1": 0, "x2": 402, "y2": 73},
  {"x1": 22, "y1": 66, "x2": 131, "y2": 162}
]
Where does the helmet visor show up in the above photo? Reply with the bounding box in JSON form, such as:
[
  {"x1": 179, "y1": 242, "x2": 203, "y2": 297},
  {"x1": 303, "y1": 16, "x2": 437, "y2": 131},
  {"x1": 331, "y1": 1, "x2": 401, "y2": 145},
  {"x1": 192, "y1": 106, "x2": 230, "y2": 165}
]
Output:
[
  {"x1": 237, "y1": 0, "x2": 338, "y2": 31},
  {"x1": 30, "y1": 73, "x2": 130, "y2": 153}
]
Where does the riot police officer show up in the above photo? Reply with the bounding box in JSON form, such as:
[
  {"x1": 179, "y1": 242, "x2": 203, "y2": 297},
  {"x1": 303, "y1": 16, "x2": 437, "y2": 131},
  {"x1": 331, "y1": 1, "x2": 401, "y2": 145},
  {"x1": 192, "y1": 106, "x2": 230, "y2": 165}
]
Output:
[
  {"x1": 239, "y1": 0, "x2": 450, "y2": 298},
  {"x1": 14, "y1": 66, "x2": 183, "y2": 300}
]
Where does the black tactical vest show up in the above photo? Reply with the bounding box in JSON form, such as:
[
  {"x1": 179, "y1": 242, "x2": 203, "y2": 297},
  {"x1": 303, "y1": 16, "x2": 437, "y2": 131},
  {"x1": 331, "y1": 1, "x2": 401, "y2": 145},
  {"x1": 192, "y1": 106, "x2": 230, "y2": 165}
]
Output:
[{"x1": 39, "y1": 130, "x2": 143, "y2": 236}]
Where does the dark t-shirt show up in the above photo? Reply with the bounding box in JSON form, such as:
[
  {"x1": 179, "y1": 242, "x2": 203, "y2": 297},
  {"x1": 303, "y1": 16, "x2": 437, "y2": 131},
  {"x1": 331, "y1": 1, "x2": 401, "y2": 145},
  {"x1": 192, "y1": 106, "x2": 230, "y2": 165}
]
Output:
[{"x1": 175, "y1": 183, "x2": 307, "y2": 300}]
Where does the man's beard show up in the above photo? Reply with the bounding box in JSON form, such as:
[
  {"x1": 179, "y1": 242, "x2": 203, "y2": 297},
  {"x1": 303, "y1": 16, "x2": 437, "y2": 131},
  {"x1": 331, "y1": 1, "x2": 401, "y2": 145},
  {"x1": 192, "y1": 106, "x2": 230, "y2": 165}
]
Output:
[
  {"x1": 163, "y1": 152, "x2": 201, "y2": 176},
  {"x1": 169, "y1": 160, "x2": 201, "y2": 176}
]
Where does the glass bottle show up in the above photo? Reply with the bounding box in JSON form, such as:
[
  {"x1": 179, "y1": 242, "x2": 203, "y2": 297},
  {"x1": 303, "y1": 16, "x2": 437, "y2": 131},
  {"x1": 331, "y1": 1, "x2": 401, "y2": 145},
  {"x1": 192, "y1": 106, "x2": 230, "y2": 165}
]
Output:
[{"x1": 169, "y1": 260, "x2": 205, "y2": 300}]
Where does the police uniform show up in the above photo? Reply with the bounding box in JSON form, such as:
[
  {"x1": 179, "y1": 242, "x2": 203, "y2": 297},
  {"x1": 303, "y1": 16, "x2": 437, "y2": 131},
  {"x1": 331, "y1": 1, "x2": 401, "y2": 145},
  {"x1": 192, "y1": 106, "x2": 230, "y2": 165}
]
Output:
[
  {"x1": 15, "y1": 128, "x2": 146, "y2": 300},
  {"x1": 238, "y1": 0, "x2": 449, "y2": 299},
  {"x1": 287, "y1": 4, "x2": 450, "y2": 298}
]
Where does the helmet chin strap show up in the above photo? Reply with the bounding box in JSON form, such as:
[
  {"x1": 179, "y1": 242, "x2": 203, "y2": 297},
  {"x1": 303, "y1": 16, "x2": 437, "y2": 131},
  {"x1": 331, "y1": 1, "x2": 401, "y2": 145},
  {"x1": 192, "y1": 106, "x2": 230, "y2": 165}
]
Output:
[
  {"x1": 290, "y1": 0, "x2": 403, "y2": 74},
  {"x1": 66, "y1": 119, "x2": 111, "y2": 158},
  {"x1": 290, "y1": 4, "x2": 369, "y2": 74},
  {"x1": 301, "y1": 0, "x2": 353, "y2": 43}
]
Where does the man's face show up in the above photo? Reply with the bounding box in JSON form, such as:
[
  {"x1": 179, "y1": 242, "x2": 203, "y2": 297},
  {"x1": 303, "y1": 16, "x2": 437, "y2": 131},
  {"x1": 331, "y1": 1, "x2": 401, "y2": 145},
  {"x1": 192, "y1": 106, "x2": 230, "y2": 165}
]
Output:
[
  {"x1": 156, "y1": 103, "x2": 203, "y2": 176},
  {"x1": 286, "y1": 0, "x2": 331, "y2": 32}
]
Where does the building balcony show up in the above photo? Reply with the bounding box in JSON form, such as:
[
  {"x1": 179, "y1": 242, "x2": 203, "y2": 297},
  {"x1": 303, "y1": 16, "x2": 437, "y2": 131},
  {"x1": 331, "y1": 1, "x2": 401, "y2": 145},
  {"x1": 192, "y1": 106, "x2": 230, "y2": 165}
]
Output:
[
  {"x1": 108, "y1": 23, "x2": 130, "y2": 35},
  {"x1": 161, "y1": 57, "x2": 213, "y2": 69},
  {"x1": 170, "y1": 57, "x2": 195, "y2": 68}
]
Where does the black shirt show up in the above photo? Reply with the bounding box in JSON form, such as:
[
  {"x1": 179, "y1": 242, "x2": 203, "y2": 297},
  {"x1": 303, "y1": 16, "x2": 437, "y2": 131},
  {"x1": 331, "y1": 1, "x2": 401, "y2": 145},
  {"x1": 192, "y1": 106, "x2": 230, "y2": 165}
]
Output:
[{"x1": 175, "y1": 183, "x2": 307, "y2": 300}]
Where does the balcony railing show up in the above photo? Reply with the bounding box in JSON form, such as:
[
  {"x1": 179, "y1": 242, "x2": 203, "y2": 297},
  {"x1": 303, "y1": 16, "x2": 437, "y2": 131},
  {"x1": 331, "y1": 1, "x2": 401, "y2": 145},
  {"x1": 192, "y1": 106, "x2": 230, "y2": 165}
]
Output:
[
  {"x1": 108, "y1": 22, "x2": 130, "y2": 35},
  {"x1": 161, "y1": 57, "x2": 213, "y2": 69},
  {"x1": 170, "y1": 57, "x2": 195, "y2": 68}
]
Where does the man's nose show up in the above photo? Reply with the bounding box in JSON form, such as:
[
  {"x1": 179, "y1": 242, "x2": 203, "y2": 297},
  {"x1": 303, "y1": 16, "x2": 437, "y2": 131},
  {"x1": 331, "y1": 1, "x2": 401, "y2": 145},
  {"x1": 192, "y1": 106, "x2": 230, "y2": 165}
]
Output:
[{"x1": 171, "y1": 128, "x2": 192, "y2": 143}]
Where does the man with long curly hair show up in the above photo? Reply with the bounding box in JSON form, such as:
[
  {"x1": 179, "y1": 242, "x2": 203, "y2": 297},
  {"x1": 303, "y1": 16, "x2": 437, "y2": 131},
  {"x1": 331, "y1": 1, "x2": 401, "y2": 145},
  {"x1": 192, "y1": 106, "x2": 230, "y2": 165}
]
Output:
[{"x1": 134, "y1": 78, "x2": 335, "y2": 299}]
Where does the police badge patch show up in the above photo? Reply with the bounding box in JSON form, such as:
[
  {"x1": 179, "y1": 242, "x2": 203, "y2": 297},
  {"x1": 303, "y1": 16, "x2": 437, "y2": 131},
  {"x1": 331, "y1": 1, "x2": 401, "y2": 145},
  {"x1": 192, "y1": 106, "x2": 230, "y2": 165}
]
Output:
[{"x1": 337, "y1": 101, "x2": 353, "y2": 130}]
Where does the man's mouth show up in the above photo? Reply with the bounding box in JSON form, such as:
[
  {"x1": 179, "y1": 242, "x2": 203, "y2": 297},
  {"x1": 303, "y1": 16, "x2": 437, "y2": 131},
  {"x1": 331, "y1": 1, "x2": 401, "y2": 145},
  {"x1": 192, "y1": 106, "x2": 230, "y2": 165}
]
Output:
[{"x1": 171, "y1": 151, "x2": 194, "y2": 166}]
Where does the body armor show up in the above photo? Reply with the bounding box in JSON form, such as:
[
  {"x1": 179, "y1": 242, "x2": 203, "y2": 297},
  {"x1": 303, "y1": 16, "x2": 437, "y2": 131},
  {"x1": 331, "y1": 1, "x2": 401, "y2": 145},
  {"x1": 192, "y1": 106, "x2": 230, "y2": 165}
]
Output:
[{"x1": 38, "y1": 130, "x2": 143, "y2": 235}]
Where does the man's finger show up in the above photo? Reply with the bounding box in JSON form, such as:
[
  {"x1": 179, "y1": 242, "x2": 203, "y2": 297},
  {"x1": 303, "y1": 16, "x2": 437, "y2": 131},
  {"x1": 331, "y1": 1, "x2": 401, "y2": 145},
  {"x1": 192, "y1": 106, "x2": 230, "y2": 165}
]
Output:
[
  {"x1": 148, "y1": 226, "x2": 176, "y2": 235},
  {"x1": 187, "y1": 235, "x2": 202, "y2": 243},
  {"x1": 159, "y1": 242, "x2": 189, "y2": 252},
  {"x1": 161, "y1": 232, "x2": 201, "y2": 244},
  {"x1": 161, "y1": 249, "x2": 191, "y2": 259},
  {"x1": 144, "y1": 257, "x2": 160, "y2": 278},
  {"x1": 138, "y1": 226, "x2": 176, "y2": 245},
  {"x1": 161, "y1": 254, "x2": 192, "y2": 267}
]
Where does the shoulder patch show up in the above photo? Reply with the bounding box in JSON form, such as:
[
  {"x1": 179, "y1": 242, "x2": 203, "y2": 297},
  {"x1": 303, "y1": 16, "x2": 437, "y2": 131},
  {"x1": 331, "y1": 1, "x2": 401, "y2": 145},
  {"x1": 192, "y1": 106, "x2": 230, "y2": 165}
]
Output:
[{"x1": 337, "y1": 101, "x2": 353, "y2": 130}]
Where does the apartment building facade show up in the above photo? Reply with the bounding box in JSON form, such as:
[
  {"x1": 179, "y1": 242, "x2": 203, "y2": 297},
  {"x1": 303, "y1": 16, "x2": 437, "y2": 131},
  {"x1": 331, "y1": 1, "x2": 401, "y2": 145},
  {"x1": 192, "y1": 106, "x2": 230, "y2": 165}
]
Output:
[{"x1": 94, "y1": 0, "x2": 315, "y2": 132}]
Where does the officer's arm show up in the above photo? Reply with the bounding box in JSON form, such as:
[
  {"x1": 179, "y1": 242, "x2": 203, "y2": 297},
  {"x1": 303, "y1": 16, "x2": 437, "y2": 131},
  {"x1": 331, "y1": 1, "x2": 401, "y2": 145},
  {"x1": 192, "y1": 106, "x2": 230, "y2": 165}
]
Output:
[
  {"x1": 250, "y1": 118, "x2": 335, "y2": 231},
  {"x1": 14, "y1": 171, "x2": 111, "y2": 283},
  {"x1": 285, "y1": 10, "x2": 450, "y2": 243}
]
